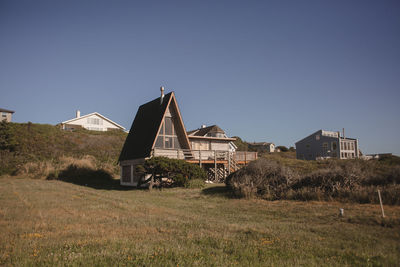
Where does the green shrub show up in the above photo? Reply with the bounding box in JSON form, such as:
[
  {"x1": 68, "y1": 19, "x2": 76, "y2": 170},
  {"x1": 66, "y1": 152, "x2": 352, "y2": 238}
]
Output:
[{"x1": 138, "y1": 157, "x2": 207, "y2": 187}]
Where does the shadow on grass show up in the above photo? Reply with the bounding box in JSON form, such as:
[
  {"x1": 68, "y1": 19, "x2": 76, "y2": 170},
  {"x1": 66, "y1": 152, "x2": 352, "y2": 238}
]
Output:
[
  {"x1": 46, "y1": 165, "x2": 134, "y2": 190},
  {"x1": 201, "y1": 184, "x2": 236, "y2": 198}
]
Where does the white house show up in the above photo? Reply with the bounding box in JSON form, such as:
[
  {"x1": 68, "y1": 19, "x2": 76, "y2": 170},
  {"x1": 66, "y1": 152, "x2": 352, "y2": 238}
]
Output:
[{"x1": 60, "y1": 110, "x2": 125, "y2": 132}]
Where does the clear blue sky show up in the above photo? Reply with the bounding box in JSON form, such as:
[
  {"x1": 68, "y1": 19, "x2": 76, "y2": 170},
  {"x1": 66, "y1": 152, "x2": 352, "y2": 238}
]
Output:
[{"x1": 1, "y1": 0, "x2": 399, "y2": 155}]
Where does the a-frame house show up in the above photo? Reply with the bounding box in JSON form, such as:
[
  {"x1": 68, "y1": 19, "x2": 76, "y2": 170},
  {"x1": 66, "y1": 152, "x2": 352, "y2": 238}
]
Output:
[
  {"x1": 119, "y1": 87, "x2": 258, "y2": 186},
  {"x1": 119, "y1": 89, "x2": 192, "y2": 186}
]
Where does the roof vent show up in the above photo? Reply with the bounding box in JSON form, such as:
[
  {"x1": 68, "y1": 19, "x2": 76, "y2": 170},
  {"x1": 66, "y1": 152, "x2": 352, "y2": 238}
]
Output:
[
  {"x1": 76, "y1": 110, "x2": 80, "y2": 118},
  {"x1": 201, "y1": 124, "x2": 206, "y2": 128},
  {"x1": 160, "y1": 86, "x2": 164, "y2": 104}
]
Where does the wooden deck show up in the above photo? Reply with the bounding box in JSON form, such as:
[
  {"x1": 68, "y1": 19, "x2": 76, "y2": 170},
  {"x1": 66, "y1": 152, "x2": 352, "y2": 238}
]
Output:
[{"x1": 152, "y1": 148, "x2": 257, "y2": 181}]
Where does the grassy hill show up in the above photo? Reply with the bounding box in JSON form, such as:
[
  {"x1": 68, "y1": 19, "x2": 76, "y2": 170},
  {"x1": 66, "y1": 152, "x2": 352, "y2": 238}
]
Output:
[
  {"x1": 0, "y1": 122, "x2": 127, "y2": 178},
  {"x1": 0, "y1": 177, "x2": 399, "y2": 266}
]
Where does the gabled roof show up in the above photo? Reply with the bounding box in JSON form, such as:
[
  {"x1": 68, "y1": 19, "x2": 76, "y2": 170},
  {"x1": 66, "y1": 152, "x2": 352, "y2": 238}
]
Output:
[
  {"x1": 119, "y1": 92, "x2": 191, "y2": 161},
  {"x1": 0, "y1": 108, "x2": 15, "y2": 113},
  {"x1": 61, "y1": 112, "x2": 125, "y2": 130},
  {"x1": 187, "y1": 125, "x2": 236, "y2": 141},
  {"x1": 187, "y1": 125, "x2": 225, "y2": 137}
]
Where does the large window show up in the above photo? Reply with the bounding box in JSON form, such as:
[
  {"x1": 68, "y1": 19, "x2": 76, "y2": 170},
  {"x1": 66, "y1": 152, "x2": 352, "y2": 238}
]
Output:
[
  {"x1": 155, "y1": 116, "x2": 181, "y2": 149},
  {"x1": 87, "y1": 117, "x2": 103, "y2": 125}
]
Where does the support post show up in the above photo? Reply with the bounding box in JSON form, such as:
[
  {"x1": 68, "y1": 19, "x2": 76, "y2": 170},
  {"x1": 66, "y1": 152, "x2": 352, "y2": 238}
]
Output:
[
  {"x1": 228, "y1": 151, "x2": 231, "y2": 175},
  {"x1": 214, "y1": 150, "x2": 217, "y2": 181},
  {"x1": 378, "y1": 189, "x2": 385, "y2": 218},
  {"x1": 199, "y1": 150, "x2": 202, "y2": 167}
]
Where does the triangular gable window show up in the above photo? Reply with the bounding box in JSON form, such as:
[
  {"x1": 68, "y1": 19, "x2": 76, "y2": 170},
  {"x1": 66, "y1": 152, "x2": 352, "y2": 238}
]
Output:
[{"x1": 154, "y1": 106, "x2": 183, "y2": 149}]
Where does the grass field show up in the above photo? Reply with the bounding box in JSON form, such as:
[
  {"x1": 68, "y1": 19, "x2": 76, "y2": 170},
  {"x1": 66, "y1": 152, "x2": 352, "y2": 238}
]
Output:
[{"x1": 1, "y1": 176, "x2": 399, "y2": 266}]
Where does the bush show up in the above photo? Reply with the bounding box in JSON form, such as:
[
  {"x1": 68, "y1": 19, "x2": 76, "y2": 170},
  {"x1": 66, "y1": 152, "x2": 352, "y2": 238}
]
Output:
[
  {"x1": 226, "y1": 157, "x2": 400, "y2": 205},
  {"x1": 137, "y1": 157, "x2": 207, "y2": 188},
  {"x1": 226, "y1": 158, "x2": 298, "y2": 199}
]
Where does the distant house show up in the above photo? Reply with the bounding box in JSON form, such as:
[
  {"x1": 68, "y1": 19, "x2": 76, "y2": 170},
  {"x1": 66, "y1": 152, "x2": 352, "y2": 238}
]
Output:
[
  {"x1": 248, "y1": 142, "x2": 275, "y2": 153},
  {"x1": 0, "y1": 108, "x2": 15, "y2": 122},
  {"x1": 295, "y1": 129, "x2": 359, "y2": 160},
  {"x1": 118, "y1": 88, "x2": 257, "y2": 186},
  {"x1": 60, "y1": 110, "x2": 125, "y2": 132}
]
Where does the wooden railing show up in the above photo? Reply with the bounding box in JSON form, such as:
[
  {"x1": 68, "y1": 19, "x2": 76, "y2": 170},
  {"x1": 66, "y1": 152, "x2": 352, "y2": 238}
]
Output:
[{"x1": 152, "y1": 148, "x2": 257, "y2": 163}]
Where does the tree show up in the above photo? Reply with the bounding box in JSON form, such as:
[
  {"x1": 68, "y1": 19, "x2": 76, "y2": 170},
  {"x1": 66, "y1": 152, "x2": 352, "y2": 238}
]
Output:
[
  {"x1": 0, "y1": 121, "x2": 18, "y2": 152},
  {"x1": 276, "y1": 146, "x2": 289, "y2": 152}
]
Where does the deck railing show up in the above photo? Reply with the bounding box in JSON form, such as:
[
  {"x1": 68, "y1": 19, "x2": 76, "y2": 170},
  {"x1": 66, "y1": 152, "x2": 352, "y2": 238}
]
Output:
[{"x1": 152, "y1": 148, "x2": 257, "y2": 163}]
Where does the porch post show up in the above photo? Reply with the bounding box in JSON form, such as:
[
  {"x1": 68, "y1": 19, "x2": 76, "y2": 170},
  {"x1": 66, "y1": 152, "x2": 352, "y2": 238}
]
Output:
[
  {"x1": 214, "y1": 150, "x2": 217, "y2": 181},
  {"x1": 228, "y1": 151, "x2": 231, "y2": 175}
]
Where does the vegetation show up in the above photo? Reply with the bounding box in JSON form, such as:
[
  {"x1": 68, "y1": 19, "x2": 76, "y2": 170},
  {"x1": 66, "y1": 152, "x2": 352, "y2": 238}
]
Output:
[
  {"x1": 136, "y1": 157, "x2": 207, "y2": 188},
  {"x1": 233, "y1": 136, "x2": 293, "y2": 155},
  {"x1": 1, "y1": 176, "x2": 399, "y2": 266},
  {"x1": 232, "y1": 136, "x2": 249, "y2": 151},
  {"x1": 0, "y1": 122, "x2": 127, "y2": 177},
  {"x1": 276, "y1": 145, "x2": 289, "y2": 152},
  {"x1": 226, "y1": 156, "x2": 400, "y2": 205}
]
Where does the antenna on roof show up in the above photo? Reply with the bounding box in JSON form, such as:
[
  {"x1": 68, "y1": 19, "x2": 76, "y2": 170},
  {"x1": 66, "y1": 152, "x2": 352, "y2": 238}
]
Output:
[{"x1": 160, "y1": 86, "x2": 165, "y2": 104}]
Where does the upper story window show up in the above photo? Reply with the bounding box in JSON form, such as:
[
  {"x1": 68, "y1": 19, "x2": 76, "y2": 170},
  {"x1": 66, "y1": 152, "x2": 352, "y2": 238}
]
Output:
[
  {"x1": 2, "y1": 112, "x2": 7, "y2": 118},
  {"x1": 155, "y1": 116, "x2": 181, "y2": 149},
  {"x1": 316, "y1": 134, "x2": 320, "y2": 140},
  {"x1": 87, "y1": 117, "x2": 103, "y2": 125}
]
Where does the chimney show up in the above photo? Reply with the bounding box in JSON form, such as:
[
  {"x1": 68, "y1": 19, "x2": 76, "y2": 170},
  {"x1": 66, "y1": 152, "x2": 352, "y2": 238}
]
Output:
[
  {"x1": 201, "y1": 124, "x2": 206, "y2": 128},
  {"x1": 76, "y1": 110, "x2": 80, "y2": 118},
  {"x1": 160, "y1": 86, "x2": 164, "y2": 104},
  {"x1": 342, "y1": 128, "x2": 345, "y2": 139}
]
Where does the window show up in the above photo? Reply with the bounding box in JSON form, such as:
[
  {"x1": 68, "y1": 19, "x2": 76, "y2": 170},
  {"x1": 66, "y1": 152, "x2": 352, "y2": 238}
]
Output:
[
  {"x1": 306, "y1": 144, "x2": 310, "y2": 149},
  {"x1": 315, "y1": 134, "x2": 320, "y2": 140},
  {"x1": 155, "y1": 116, "x2": 181, "y2": 149},
  {"x1": 121, "y1": 165, "x2": 131, "y2": 183},
  {"x1": 1, "y1": 112, "x2": 6, "y2": 118},
  {"x1": 87, "y1": 117, "x2": 103, "y2": 125},
  {"x1": 322, "y1": 142, "x2": 328, "y2": 150},
  {"x1": 165, "y1": 117, "x2": 173, "y2": 135},
  {"x1": 331, "y1": 142, "x2": 337, "y2": 150}
]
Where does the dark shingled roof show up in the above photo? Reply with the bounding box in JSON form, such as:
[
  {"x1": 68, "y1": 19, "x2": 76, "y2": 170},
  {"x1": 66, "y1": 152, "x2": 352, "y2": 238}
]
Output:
[
  {"x1": 0, "y1": 108, "x2": 15, "y2": 113},
  {"x1": 118, "y1": 93, "x2": 172, "y2": 161},
  {"x1": 187, "y1": 125, "x2": 225, "y2": 137}
]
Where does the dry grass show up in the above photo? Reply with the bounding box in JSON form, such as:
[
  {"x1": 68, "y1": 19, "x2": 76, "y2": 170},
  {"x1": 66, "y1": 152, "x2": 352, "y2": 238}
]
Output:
[{"x1": 0, "y1": 176, "x2": 399, "y2": 266}]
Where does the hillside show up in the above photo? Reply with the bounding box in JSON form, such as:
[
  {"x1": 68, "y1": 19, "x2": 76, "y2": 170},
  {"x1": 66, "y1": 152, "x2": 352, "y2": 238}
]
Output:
[{"x1": 0, "y1": 122, "x2": 127, "y2": 177}]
